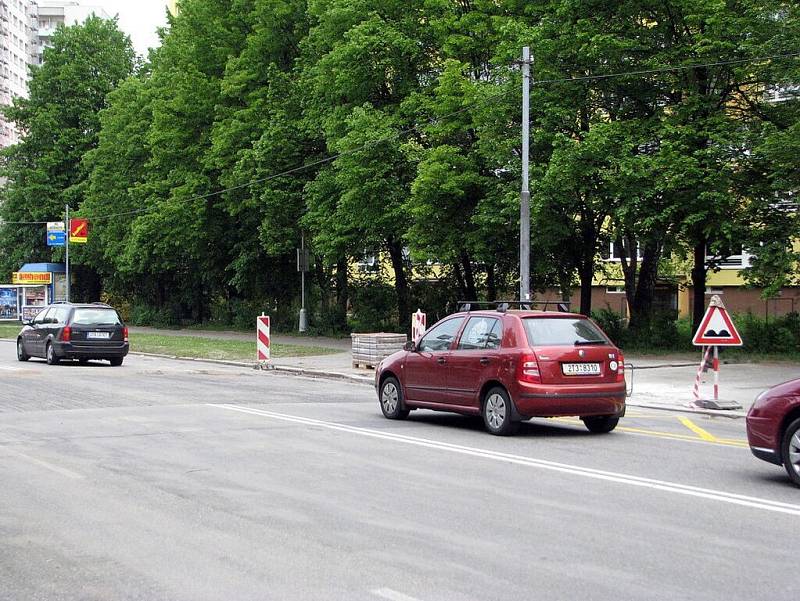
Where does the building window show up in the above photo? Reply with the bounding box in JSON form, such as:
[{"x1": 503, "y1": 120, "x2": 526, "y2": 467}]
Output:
[
  {"x1": 606, "y1": 286, "x2": 626, "y2": 294},
  {"x1": 601, "y1": 241, "x2": 644, "y2": 262},
  {"x1": 706, "y1": 245, "x2": 750, "y2": 269},
  {"x1": 357, "y1": 253, "x2": 379, "y2": 273}
]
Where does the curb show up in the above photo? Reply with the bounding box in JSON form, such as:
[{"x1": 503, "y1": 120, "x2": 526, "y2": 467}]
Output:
[
  {"x1": 130, "y1": 351, "x2": 376, "y2": 385},
  {"x1": 629, "y1": 363, "x2": 697, "y2": 370},
  {"x1": 2, "y1": 341, "x2": 746, "y2": 418},
  {"x1": 625, "y1": 400, "x2": 746, "y2": 419},
  {"x1": 132, "y1": 352, "x2": 744, "y2": 417}
]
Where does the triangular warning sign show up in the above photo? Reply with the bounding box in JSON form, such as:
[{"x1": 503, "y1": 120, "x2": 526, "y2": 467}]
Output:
[{"x1": 692, "y1": 296, "x2": 742, "y2": 346}]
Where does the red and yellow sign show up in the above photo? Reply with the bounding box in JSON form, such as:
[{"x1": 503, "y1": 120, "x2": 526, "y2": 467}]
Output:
[
  {"x1": 70, "y1": 218, "x2": 88, "y2": 244},
  {"x1": 12, "y1": 272, "x2": 52, "y2": 285}
]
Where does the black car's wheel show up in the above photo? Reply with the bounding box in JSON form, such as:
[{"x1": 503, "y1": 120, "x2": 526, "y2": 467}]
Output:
[
  {"x1": 781, "y1": 417, "x2": 800, "y2": 487},
  {"x1": 109, "y1": 357, "x2": 124, "y2": 367},
  {"x1": 582, "y1": 415, "x2": 619, "y2": 433},
  {"x1": 45, "y1": 343, "x2": 59, "y2": 365},
  {"x1": 482, "y1": 386, "x2": 518, "y2": 436},
  {"x1": 379, "y1": 376, "x2": 409, "y2": 420},
  {"x1": 16, "y1": 339, "x2": 29, "y2": 362}
]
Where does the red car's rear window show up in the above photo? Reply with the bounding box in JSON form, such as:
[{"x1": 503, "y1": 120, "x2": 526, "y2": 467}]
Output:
[{"x1": 523, "y1": 317, "x2": 609, "y2": 347}]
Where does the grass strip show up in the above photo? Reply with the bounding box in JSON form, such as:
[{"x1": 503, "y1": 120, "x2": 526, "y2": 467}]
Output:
[{"x1": 0, "y1": 325, "x2": 340, "y2": 361}]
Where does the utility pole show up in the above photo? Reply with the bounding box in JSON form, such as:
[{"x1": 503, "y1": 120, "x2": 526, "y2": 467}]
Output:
[
  {"x1": 298, "y1": 232, "x2": 307, "y2": 333},
  {"x1": 520, "y1": 46, "x2": 532, "y2": 302},
  {"x1": 65, "y1": 204, "x2": 70, "y2": 302}
]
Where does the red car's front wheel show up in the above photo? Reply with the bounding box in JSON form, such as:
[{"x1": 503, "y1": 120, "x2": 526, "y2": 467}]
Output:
[{"x1": 380, "y1": 376, "x2": 410, "y2": 420}]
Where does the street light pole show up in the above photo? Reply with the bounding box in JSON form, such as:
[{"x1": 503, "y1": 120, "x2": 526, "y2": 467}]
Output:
[
  {"x1": 520, "y1": 46, "x2": 532, "y2": 302},
  {"x1": 298, "y1": 232, "x2": 307, "y2": 333}
]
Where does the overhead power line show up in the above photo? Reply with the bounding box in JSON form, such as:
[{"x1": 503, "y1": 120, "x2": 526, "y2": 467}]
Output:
[{"x1": 3, "y1": 51, "x2": 799, "y2": 226}]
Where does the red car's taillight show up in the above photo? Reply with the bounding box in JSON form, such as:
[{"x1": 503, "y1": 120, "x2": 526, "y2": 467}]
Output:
[
  {"x1": 615, "y1": 352, "x2": 625, "y2": 382},
  {"x1": 61, "y1": 326, "x2": 71, "y2": 342},
  {"x1": 123, "y1": 326, "x2": 129, "y2": 342},
  {"x1": 518, "y1": 352, "x2": 542, "y2": 384}
]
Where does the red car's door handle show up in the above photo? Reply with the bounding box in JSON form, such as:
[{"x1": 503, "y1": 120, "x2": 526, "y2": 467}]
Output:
[
  {"x1": 480, "y1": 357, "x2": 490, "y2": 366},
  {"x1": 437, "y1": 357, "x2": 447, "y2": 365}
]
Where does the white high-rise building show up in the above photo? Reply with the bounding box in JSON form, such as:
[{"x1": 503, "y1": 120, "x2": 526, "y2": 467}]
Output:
[
  {"x1": 36, "y1": 1, "x2": 111, "y2": 65},
  {"x1": 0, "y1": 1, "x2": 113, "y2": 149},
  {"x1": 0, "y1": 0, "x2": 38, "y2": 147}
]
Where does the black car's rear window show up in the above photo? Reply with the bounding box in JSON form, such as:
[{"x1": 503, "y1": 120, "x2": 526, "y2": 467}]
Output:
[
  {"x1": 523, "y1": 317, "x2": 609, "y2": 346},
  {"x1": 71, "y1": 308, "x2": 122, "y2": 326}
]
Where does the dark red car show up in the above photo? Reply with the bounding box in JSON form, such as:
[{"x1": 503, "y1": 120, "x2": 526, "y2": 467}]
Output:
[
  {"x1": 746, "y1": 378, "x2": 800, "y2": 487},
  {"x1": 375, "y1": 303, "x2": 626, "y2": 435}
]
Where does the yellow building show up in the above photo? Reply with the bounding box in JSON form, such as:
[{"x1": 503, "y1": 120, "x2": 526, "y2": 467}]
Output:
[
  {"x1": 167, "y1": 0, "x2": 179, "y2": 16},
  {"x1": 587, "y1": 243, "x2": 799, "y2": 320}
]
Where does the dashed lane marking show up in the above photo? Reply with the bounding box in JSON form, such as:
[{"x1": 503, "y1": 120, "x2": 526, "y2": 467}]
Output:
[
  {"x1": 372, "y1": 588, "x2": 427, "y2": 601},
  {"x1": 0, "y1": 447, "x2": 84, "y2": 480},
  {"x1": 209, "y1": 404, "x2": 800, "y2": 517}
]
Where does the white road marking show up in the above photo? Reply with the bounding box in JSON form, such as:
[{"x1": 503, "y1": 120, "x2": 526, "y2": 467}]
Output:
[
  {"x1": 0, "y1": 447, "x2": 84, "y2": 480},
  {"x1": 372, "y1": 588, "x2": 427, "y2": 601},
  {"x1": 210, "y1": 403, "x2": 800, "y2": 517},
  {"x1": 0, "y1": 366, "x2": 22, "y2": 371}
]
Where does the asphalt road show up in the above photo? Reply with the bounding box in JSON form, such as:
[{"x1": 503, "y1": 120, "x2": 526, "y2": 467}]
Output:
[{"x1": 0, "y1": 343, "x2": 796, "y2": 601}]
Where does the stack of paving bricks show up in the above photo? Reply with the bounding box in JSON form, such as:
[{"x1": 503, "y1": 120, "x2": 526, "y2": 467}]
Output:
[{"x1": 351, "y1": 333, "x2": 406, "y2": 369}]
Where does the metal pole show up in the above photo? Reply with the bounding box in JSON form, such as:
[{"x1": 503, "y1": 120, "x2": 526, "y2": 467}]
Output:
[
  {"x1": 65, "y1": 204, "x2": 70, "y2": 303},
  {"x1": 520, "y1": 46, "x2": 531, "y2": 302},
  {"x1": 298, "y1": 233, "x2": 307, "y2": 333},
  {"x1": 713, "y1": 345, "x2": 719, "y2": 401}
]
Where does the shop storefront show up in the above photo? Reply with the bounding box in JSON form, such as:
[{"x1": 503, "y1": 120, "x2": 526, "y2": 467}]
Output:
[{"x1": 0, "y1": 263, "x2": 67, "y2": 322}]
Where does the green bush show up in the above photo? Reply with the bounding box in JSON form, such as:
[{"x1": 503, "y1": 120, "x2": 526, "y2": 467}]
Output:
[
  {"x1": 349, "y1": 281, "x2": 399, "y2": 332},
  {"x1": 129, "y1": 304, "x2": 181, "y2": 327},
  {"x1": 736, "y1": 311, "x2": 800, "y2": 354},
  {"x1": 591, "y1": 307, "x2": 626, "y2": 345}
]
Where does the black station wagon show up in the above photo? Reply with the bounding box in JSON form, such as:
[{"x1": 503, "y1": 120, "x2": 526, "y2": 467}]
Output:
[{"x1": 17, "y1": 302, "x2": 129, "y2": 366}]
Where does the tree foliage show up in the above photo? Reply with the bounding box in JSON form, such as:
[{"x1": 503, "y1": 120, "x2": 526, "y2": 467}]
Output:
[{"x1": 2, "y1": 0, "x2": 799, "y2": 332}]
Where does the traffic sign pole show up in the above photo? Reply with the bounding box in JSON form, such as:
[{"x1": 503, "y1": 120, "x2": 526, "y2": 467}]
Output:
[
  {"x1": 65, "y1": 204, "x2": 70, "y2": 302},
  {"x1": 691, "y1": 295, "x2": 742, "y2": 410},
  {"x1": 713, "y1": 345, "x2": 719, "y2": 401}
]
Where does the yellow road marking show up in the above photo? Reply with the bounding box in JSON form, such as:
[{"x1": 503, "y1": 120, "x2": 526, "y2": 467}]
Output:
[
  {"x1": 550, "y1": 417, "x2": 748, "y2": 448},
  {"x1": 678, "y1": 417, "x2": 719, "y2": 442}
]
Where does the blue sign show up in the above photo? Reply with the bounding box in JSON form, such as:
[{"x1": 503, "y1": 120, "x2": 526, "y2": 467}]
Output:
[{"x1": 47, "y1": 231, "x2": 66, "y2": 247}]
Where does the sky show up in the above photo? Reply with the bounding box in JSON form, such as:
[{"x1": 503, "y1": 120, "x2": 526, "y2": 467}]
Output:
[{"x1": 90, "y1": 0, "x2": 170, "y2": 56}]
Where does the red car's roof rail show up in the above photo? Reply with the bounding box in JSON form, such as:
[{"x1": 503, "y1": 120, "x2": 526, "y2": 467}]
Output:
[{"x1": 456, "y1": 300, "x2": 572, "y2": 313}]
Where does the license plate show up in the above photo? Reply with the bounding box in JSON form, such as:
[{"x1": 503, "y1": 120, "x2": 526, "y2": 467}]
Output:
[
  {"x1": 562, "y1": 362, "x2": 601, "y2": 376},
  {"x1": 87, "y1": 332, "x2": 110, "y2": 340}
]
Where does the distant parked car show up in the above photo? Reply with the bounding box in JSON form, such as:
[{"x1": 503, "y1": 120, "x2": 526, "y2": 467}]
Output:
[
  {"x1": 747, "y1": 378, "x2": 800, "y2": 487},
  {"x1": 375, "y1": 302, "x2": 626, "y2": 435},
  {"x1": 16, "y1": 302, "x2": 129, "y2": 366}
]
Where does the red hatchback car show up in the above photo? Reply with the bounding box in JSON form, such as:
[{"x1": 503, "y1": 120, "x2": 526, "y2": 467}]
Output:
[
  {"x1": 375, "y1": 303, "x2": 626, "y2": 435},
  {"x1": 746, "y1": 378, "x2": 800, "y2": 487}
]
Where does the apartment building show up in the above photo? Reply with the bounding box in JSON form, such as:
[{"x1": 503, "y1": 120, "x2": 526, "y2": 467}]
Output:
[
  {"x1": 36, "y1": 0, "x2": 111, "y2": 65},
  {"x1": 0, "y1": 0, "x2": 37, "y2": 147}
]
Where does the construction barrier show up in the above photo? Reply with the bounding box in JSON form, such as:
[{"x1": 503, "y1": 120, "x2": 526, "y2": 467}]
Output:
[
  {"x1": 257, "y1": 314, "x2": 270, "y2": 362},
  {"x1": 412, "y1": 309, "x2": 427, "y2": 342}
]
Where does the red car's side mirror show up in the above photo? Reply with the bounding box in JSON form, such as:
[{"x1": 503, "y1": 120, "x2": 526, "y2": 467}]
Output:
[{"x1": 403, "y1": 340, "x2": 416, "y2": 352}]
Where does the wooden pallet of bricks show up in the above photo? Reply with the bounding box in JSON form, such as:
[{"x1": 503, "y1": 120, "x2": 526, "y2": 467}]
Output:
[{"x1": 351, "y1": 333, "x2": 406, "y2": 370}]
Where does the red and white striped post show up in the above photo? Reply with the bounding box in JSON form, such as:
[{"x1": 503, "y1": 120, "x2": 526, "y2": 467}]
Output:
[
  {"x1": 712, "y1": 345, "x2": 720, "y2": 401},
  {"x1": 412, "y1": 309, "x2": 427, "y2": 342},
  {"x1": 257, "y1": 314, "x2": 271, "y2": 363},
  {"x1": 693, "y1": 345, "x2": 712, "y2": 402}
]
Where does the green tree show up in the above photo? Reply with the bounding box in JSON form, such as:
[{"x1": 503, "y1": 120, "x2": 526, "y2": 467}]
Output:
[{"x1": 0, "y1": 16, "x2": 135, "y2": 287}]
